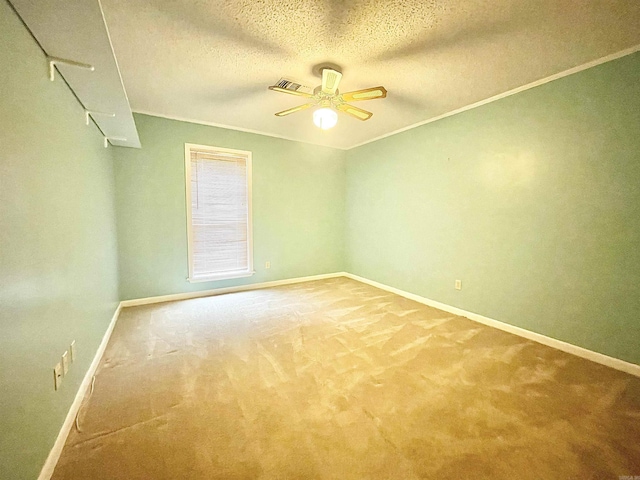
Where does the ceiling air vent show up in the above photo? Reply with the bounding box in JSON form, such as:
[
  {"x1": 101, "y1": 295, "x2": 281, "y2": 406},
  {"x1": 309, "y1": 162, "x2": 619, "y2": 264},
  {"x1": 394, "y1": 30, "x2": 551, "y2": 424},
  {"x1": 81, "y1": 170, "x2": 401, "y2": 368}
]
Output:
[{"x1": 273, "y1": 78, "x2": 313, "y2": 95}]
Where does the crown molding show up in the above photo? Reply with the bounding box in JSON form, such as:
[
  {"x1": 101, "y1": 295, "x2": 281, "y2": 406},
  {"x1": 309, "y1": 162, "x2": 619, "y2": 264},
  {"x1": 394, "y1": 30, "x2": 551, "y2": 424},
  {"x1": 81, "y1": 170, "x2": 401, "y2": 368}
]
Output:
[
  {"x1": 131, "y1": 110, "x2": 348, "y2": 151},
  {"x1": 133, "y1": 45, "x2": 639, "y2": 151},
  {"x1": 347, "y1": 44, "x2": 640, "y2": 150}
]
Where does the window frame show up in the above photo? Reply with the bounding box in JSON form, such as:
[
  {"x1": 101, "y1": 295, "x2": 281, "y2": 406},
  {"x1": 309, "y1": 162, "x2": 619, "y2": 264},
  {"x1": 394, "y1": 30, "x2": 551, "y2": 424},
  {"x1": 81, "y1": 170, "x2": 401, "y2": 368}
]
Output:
[{"x1": 184, "y1": 143, "x2": 254, "y2": 283}]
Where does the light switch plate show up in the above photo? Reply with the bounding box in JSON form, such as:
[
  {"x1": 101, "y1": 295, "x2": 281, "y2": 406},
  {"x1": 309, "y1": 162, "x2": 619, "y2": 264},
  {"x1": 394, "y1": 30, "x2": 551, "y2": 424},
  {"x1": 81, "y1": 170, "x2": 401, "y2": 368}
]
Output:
[
  {"x1": 70, "y1": 340, "x2": 76, "y2": 363},
  {"x1": 455, "y1": 279, "x2": 462, "y2": 290}
]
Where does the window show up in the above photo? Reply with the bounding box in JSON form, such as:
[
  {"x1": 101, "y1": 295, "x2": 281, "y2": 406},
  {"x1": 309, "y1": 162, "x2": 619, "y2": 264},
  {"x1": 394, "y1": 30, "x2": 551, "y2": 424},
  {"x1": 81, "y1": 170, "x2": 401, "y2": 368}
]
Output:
[{"x1": 185, "y1": 143, "x2": 253, "y2": 282}]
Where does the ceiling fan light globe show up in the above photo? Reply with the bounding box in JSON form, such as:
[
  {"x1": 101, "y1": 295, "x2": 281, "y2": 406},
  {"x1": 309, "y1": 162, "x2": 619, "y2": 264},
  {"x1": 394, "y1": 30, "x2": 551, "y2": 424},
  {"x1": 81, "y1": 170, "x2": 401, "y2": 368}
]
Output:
[{"x1": 313, "y1": 108, "x2": 338, "y2": 130}]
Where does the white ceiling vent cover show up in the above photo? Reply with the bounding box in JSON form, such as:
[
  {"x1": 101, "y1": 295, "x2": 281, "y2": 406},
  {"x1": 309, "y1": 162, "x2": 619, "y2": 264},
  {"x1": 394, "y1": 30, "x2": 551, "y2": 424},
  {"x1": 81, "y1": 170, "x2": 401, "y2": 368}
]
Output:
[{"x1": 274, "y1": 78, "x2": 314, "y2": 95}]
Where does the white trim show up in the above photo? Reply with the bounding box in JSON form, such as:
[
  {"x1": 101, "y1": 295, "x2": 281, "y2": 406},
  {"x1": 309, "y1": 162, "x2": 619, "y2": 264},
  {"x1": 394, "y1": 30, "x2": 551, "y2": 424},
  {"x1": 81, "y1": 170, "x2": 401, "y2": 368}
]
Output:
[
  {"x1": 188, "y1": 269, "x2": 255, "y2": 283},
  {"x1": 96, "y1": 0, "x2": 138, "y2": 143},
  {"x1": 120, "y1": 272, "x2": 347, "y2": 307},
  {"x1": 38, "y1": 303, "x2": 123, "y2": 480},
  {"x1": 348, "y1": 45, "x2": 640, "y2": 149},
  {"x1": 38, "y1": 273, "x2": 344, "y2": 477},
  {"x1": 136, "y1": 46, "x2": 640, "y2": 151},
  {"x1": 119, "y1": 270, "x2": 640, "y2": 377},
  {"x1": 134, "y1": 110, "x2": 346, "y2": 150},
  {"x1": 184, "y1": 143, "x2": 254, "y2": 283},
  {"x1": 343, "y1": 273, "x2": 640, "y2": 377},
  {"x1": 38, "y1": 270, "x2": 640, "y2": 478}
]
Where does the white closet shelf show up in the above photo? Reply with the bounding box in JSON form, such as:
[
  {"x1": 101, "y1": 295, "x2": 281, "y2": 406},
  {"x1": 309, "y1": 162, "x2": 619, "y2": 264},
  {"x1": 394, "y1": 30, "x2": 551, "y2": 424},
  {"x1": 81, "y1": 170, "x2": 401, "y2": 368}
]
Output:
[{"x1": 10, "y1": 0, "x2": 141, "y2": 148}]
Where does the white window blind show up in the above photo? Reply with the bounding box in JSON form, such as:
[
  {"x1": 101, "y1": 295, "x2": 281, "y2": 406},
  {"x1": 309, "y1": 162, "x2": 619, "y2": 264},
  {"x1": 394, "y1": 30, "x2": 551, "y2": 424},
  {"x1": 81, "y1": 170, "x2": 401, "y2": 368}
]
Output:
[{"x1": 185, "y1": 144, "x2": 253, "y2": 282}]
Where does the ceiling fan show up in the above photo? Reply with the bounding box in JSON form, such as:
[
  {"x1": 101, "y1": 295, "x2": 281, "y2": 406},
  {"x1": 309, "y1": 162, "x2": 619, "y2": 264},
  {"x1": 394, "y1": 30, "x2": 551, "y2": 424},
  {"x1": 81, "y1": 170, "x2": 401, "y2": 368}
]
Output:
[{"x1": 268, "y1": 65, "x2": 387, "y2": 130}]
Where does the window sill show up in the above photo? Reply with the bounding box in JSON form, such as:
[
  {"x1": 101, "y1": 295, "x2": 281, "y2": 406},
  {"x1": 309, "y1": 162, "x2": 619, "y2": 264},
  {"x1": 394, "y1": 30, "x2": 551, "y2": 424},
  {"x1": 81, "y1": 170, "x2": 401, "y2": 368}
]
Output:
[{"x1": 188, "y1": 270, "x2": 255, "y2": 284}]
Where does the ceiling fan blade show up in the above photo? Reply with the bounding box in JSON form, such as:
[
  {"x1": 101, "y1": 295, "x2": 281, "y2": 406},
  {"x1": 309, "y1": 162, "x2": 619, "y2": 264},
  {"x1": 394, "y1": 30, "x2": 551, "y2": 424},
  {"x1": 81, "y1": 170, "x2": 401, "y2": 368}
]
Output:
[
  {"x1": 274, "y1": 103, "x2": 315, "y2": 117},
  {"x1": 321, "y1": 68, "x2": 342, "y2": 95},
  {"x1": 336, "y1": 103, "x2": 373, "y2": 121},
  {"x1": 268, "y1": 85, "x2": 314, "y2": 98},
  {"x1": 340, "y1": 86, "x2": 387, "y2": 102}
]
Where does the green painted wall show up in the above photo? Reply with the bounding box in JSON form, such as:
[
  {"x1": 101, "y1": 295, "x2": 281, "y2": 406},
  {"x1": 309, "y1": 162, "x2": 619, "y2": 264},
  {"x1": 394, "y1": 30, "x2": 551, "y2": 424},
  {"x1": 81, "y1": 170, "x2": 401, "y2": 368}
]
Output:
[
  {"x1": 112, "y1": 114, "x2": 346, "y2": 300},
  {"x1": 2, "y1": 1, "x2": 638, "y2": 475},
  {"x1": 0, "y1": 2, "x2": 121, "y2": 479},
  {"x1": 346, "y1": 52, "x2": 640, "y2": 365}
]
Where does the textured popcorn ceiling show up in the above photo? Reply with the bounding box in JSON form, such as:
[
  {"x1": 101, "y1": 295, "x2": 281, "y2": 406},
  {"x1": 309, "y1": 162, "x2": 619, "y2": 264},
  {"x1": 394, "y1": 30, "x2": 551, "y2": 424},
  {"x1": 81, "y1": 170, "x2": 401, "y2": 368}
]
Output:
[{"x1": 100, "y1": 0, "x2": 640, "y2": 149}]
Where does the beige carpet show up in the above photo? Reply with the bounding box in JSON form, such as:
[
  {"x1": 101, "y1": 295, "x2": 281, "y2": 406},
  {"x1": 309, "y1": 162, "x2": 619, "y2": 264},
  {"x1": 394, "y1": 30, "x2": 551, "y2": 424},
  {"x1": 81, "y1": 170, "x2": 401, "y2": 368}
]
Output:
[{"x1": 52, "y1": 277, "x2": 640, "y2": 479}]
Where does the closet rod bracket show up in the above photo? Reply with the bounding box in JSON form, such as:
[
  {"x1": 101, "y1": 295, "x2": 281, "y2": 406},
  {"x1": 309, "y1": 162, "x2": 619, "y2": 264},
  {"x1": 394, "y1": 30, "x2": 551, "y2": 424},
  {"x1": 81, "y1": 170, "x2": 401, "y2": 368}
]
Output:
[
  {"x1": 48, "y1": 56, "x2": 95, "y2": 82},
  {"x1": 104, "y1": 136, "x2": 127, "y2": 148},
  {"x1": 85, "y1": 110, "x2": 115, "y2": 125}
]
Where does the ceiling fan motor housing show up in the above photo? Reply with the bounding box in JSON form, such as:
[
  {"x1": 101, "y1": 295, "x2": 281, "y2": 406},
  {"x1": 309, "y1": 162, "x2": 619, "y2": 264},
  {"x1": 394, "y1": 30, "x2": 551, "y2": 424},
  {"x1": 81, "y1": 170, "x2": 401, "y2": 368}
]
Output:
[{"x1": 312, "y1": 62, "x2": 343, "y2": 78}]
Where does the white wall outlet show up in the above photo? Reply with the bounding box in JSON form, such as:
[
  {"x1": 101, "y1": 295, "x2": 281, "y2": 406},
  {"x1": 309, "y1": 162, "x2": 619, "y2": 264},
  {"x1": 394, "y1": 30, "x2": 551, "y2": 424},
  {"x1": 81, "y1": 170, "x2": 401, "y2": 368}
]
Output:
[
  {"x1": 53, "y1": 363, "x2": 63, "y2": 390},
  {"x1": 70, "y1": 340, "x2": 76, "y2": 363},
  {"x1": 455, "y1": 279, "x2": 462, "y2": 290},
  {"x1": 265, "y1": 261, "x2": 271, "y2": 269},
  {"x1": 61, "y1": 351, "x2": 69, "y2": 375}
]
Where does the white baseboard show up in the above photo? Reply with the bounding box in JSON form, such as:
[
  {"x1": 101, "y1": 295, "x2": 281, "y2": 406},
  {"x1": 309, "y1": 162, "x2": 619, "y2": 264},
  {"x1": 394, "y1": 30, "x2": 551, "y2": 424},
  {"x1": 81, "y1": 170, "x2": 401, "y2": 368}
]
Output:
[
  {"x1": 120, "y1": 272, "x2": 347, "y2": 307},
  {"x1": 37, "y1": 272, "x2": 345, "y2": 478},
  {"x1": 122, "y1": 271, "x2": 640, "y2": 377},
  {"x1": 38, "y1": 270, "x2": 639, "y2": 479},
  {"x1": 343, "y1": 273, "x2": 640, "y2": 378},
  {"x1": 38, "y1": 303, "x2": 123, "y2": 480}
]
